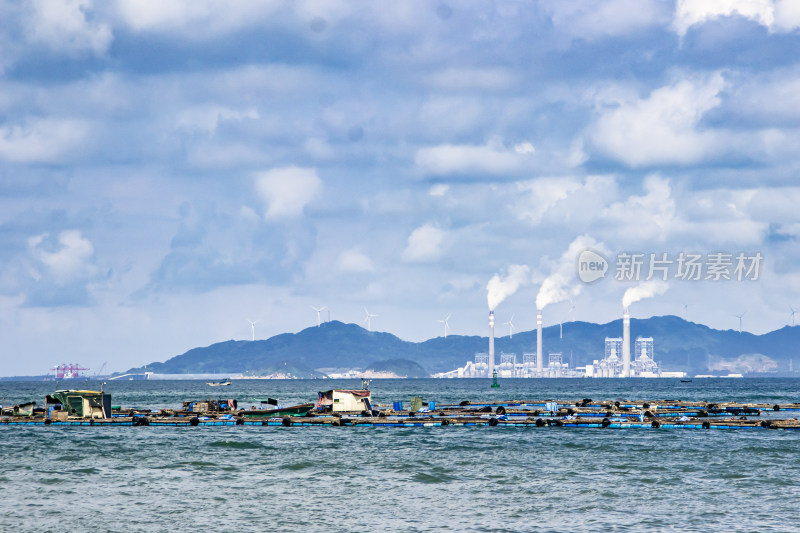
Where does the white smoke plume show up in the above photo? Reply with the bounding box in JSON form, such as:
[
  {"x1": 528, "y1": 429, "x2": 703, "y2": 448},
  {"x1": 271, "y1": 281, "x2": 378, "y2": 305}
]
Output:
[
  {"x1": 536, "y1": 235, "x2": 603, "y2": 310},
  {"x1": 622, "y1": 280, "x2": 669, "y2": 309},
  {"x1": 487, "y1": 264, "x2": 530, "y2": 310}
]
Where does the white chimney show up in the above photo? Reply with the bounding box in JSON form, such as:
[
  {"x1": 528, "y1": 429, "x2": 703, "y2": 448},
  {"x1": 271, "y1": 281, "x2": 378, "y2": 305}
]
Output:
[
  {"x1": 489, "y1": 311, "x2": 495, "y2": 375},
  {"x1": 623, "y1": 308, "x2": 630, "y2": 377},
  {"x1": 537, "y1": 309, "x2": 543, "y2": 374}
]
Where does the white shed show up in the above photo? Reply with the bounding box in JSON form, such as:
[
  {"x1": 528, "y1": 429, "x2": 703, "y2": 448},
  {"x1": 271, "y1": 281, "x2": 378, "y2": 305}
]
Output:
[{"x1": 317, "y1": 389, "x2": 372, "y2": 412}]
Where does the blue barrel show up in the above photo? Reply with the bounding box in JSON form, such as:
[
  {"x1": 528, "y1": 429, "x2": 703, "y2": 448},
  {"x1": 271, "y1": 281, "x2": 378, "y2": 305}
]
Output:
[
  {"x1": 429, "y1": 400, "x2": 436, "y2": 410},
  {"x1": 393, "y1": 401, "x2": 402, "y2": 411}
]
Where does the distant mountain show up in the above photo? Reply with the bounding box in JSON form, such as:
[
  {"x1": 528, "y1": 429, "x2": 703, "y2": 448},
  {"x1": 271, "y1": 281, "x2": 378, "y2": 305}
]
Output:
[
  {"x1": 126, "y1": 321, "x2": 420, "y2": 377},
  {"x1": 122, "y1": 317, "x2": 800, "y2": 377},
  {"x1": 365, "y1": 358, "x2": 429, "y2": 378}
]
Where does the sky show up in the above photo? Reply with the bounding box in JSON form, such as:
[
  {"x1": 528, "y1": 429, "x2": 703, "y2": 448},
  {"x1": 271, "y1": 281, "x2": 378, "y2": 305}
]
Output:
[{"x1": 2, "y1": 0, "x2": 800, "y2": 376}]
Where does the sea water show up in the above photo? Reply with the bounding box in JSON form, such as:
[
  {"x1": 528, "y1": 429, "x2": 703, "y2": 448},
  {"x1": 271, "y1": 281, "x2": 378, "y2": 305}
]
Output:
[{"x1": 1, "y1": 378, "x2": 798, "y2": 532}]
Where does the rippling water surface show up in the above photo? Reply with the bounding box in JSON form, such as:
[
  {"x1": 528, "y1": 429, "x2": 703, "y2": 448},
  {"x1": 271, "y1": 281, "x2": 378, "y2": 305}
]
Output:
[{"x1": 1, "y1": 378, "x2": 798, "y2": 532}]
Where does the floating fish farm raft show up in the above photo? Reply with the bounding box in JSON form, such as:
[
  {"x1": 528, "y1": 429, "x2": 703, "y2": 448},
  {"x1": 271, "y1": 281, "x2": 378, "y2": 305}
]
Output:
[{"x1": 3, "y1": 394, "x2": 800, "y2": 430}]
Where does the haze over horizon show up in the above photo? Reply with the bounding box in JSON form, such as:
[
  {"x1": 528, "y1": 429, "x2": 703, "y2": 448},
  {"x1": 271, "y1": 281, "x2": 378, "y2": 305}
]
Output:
[{"x1": 2, "y1": 1, "x2": 800, "y2": 376}]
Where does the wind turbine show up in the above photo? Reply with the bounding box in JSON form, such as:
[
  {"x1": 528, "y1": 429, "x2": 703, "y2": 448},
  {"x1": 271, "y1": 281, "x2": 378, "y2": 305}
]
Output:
[
  {"x1": 561, "y1": 301, "x2": 575, "y2": 340},
  {"x1": 504, "y1": 314, "x2": 515, "y2": 339},
  {"x1": 734, "y1": 312, "x2": 746, "y2": 333},
  {"x1": 312, "y1": 306, "x2": 327, "y2": 327},
  {"x1": 247, "y1": 319, "x2": 259, "y2": 341},
  {"x1": 437, "y1": 314, "x2": 451, "y2": 338},
  {"x1": 364, "y1": 307, "x2": 377, "y2": 332},
  {"x1": 683, "y1": 304, "x2": 689, "y2": 320},
  {"x1": 790, "y1": 305, "x2": 796, "y2": 327}
]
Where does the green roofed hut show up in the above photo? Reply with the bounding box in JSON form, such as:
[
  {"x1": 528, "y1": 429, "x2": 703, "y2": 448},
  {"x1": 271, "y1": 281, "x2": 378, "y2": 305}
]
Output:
[
  {"x1": 47, "y1": 390, "x2": 111, "y2": 419},
  {"x1": 11, "y1": 401, "x2": 37, "y2": 417}
]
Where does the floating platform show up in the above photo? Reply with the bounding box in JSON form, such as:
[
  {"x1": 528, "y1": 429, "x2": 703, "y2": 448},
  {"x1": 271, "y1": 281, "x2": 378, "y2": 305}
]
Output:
[
  {"x1": 2, "y1": 415, "x2": 799, "y2": 430},
  {"x1": 3, "y1": 398, "x2": 799, "y2": 430}
]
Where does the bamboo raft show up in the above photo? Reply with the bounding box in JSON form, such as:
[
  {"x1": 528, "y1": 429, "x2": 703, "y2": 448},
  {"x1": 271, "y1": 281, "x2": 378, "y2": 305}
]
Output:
[{"x1": 2, "y1": 399, "x2": 800, "y2": 430}]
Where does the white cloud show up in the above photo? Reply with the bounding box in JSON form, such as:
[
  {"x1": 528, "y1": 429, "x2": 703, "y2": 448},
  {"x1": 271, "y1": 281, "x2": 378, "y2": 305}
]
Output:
[
  {"x1": 415, "y1": 140, "x2": 532, "y2": 177},
  {"x1": 175, "y1": 106, "x2": 259, "y2": 135},
  {"x1": 774, "y1": 0, "x2": 800, "y2": 31},
  {"x1": 428, "y1": 184, "x2": 450, "y2": 197},
  {"x1": 25, "y1": 0, "x2": 112, "y2": 56},
  {"x1": 0, "y1": 119, "x2": 90, "y2": 163},
  {"x1": 427, "y1": 67, "x2": 517, "y2": 91},
  {"x1": 186, "y1": 141, "x2": 272, "y2": 169},
  {"x1": 727, "y1": 73, "x2": 800, "y2": 122},
  {"x1": 442, "y1": 274, "x2": 481, "y2": 293},
  {"x1": 514, "y1": 174, "x2": 771, "y2": 247},
  {"x1": 516, "y1": 177, "x2": 583, "y2": 224},
  {"x1": 566, "y1": 138, "x2": 588, "y2": 168},
  {"x1": 418, "y1": 97, "x2": 485, "y2": 137},
  {"x1": 402, "y1": 224, "x2": 447, "y2": 262},
  {"x1": 239, "y1": 206, "x2": 261, "y2": 225},
  {"x1": 115, "y1": 0, "x2": 277, "y2": 35},
  {"x1": 601, "y1": 175, "x2": 677, "y2": 242},
  {"x1": 680, "y1": 187, "x2": 781, "y2": 244},
  {"x1": 674, "y1": 0, "x2": 773, "y2": 36},
  {"x1": 113, "y1": 1, "x2": 434, "y2": 41},
  {"x1": 515, "y1": 175, "x2": 617, "y2": 225},
  {"x1": 28, "y1": 230, "x2": 98, "y2": 284},
  {"x1": 255, "y1": 167, "x2": 322, "y2": 219},
  {"x1": 593, "y1": 176, "x2": 769, "y2": 246},
  {"x1": 514, "y1": 142, "x2": 535, "y2": 155},
  {"x1": 304, "y1": 137, "x2": 335, "y2": 160},
  {"x1": 338, "y1": 248, "x2": 374, "y2": 272},
  {"x1": 672, "y1": 0, "x2": 800, "y2": 35},
  {"x1": 588, "y1": 74, "x2": 726, "y2": 167},
  {"x1": 740, "y1": 187, "x2": 800, "y2": 222},
  {"x1": 549, "y1": 0, "x2": 669, "y2": 40}
]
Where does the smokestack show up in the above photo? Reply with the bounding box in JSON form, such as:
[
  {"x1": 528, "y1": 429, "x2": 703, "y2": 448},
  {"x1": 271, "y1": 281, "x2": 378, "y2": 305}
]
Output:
[
  {"x1": 537, "y1": 310, "x2": 543, "y2": 373},
  {"x1": 489, "y1": 311, "x2": 495, "y2": 374},
  {"x1": 623, "y1": 308, "x2": 630, "y2": 377}
]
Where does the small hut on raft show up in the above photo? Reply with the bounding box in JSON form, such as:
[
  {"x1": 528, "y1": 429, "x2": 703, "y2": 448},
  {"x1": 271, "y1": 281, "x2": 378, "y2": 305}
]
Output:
[
  {"x1": 316, "y1": 390, "x2": 373, "y2": 412},
  {"x1": 46, "y1": 390, "x2": 111, "y2": 419}
]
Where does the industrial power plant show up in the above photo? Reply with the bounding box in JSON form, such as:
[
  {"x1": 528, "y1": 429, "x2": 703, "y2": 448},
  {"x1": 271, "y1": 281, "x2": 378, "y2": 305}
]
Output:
[
  {"x1": 436, "y1": 260, "x2": 688, "y2": 378},
  {"x1": 439, "y1": 306, "x2": 687, "y2": 379}
]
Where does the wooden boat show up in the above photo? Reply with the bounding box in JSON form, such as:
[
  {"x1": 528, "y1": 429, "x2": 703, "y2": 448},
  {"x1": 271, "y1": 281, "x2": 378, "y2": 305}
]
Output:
[
  {"x1": 239, "y1": 403, "x2": 315, "y2": 417},
  {"x1": 207, "y1": 381, "x2": 232, "y2": 387}
]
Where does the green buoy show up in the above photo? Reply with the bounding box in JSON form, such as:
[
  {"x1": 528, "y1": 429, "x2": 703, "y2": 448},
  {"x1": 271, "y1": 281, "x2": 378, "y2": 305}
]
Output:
[{"x1": 491, "y1": 369, "x2": 500, "y2": 388}]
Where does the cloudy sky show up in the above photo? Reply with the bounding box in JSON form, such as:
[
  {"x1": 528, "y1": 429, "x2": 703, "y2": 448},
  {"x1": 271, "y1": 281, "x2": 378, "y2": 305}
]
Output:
[{"x1": 2, "y1": 0, "x2": 800, "y2": 376}]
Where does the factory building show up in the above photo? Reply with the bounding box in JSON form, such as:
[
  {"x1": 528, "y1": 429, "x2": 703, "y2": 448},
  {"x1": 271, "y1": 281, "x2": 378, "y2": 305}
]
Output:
[
  {"x1": 588, "y1": 337, "x2": 624, "y2": 377},
  {"x1": 633, "y1": 337, "x2": 659, "y2": 377},
  {"x1": 498, "y1": 353, "x2": 516, "y2": 377}
]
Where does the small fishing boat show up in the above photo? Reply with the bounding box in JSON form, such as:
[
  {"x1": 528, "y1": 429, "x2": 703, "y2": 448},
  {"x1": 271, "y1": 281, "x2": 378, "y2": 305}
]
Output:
[
  {"x1": 680, "y1": 379, "x2": 693, "y2": 383},
  {"x1": 207, "y1": 380, "x2": 232, "y2": 387}
]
